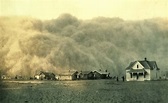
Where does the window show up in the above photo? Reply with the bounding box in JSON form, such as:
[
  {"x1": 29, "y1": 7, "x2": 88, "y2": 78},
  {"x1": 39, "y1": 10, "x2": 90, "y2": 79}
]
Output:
[
  {"x1": 138, "y1": 73, "x2": 142, "y2": 75},
  {"x1": 137, "y1": 65, "x2": 139, "y2": 68}
]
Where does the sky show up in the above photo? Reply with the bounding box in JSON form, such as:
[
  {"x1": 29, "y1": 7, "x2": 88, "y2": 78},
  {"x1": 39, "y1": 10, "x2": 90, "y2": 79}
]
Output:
[{"x1": 0, "y1": 0, "x2": 168, "y2": 20}]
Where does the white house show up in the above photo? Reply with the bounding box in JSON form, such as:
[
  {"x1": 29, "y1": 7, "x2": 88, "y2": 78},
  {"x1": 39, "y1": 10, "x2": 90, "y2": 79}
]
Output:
[
  {"x1": 58, "y1": 71, "x2": 78, "y2": 80},
  {"x1": 34, "y1": 74, "x2": 40, "y2": 80},
  {"x1": 125, "y1": 58, "x2": 160, "y2": 81},
  {"x1": 34, "y1": 71, "x2": 56, "y2": 80}
]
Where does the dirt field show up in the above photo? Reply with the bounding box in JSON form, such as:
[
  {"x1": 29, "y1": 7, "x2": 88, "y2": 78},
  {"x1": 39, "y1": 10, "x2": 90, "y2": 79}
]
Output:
[{"x1": 0, "y1": 80, "x2": 168, "y2": 103}]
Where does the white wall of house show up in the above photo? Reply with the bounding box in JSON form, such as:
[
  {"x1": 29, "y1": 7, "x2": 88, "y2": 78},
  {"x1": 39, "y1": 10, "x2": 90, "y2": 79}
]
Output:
[
  {"x1": 132, "y1": 62, "x2": 144, "y2": 69},
  {"x1": 145, "y1": 69, "x2": 150, "y2": 80},
  {"x1": 126, "y1": 72, "x2": 145, "y2": 81},
  {"x1": 59, "y1": 75, "x2": 72, "y2": 80},
  {"x1": 126, "y1": 69, "x2": 151, "y2": 81},
  {"x1": 150, "y1": 69, "x2": 155, "y2": 80},
  {"x1": 150, "y1": 69, "x2": 160, "y2": 80},
  {"x1": 35, "y1": 75, "x2": 40, "y2": 79},
  {"x1": 138, "y1": 75, "x2": 145, "y2": 81},
  {"x1": 40, "y1": 74, "x2": 45, "y2": 79},
  {"x1": 126, "y1": 70, "x2": 130, "y2": 81}
]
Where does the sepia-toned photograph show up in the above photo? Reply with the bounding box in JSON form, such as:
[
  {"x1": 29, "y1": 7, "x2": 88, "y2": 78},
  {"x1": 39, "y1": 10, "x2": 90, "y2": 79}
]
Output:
[{"x1": 0, "y1": 0, "x2": 168, "y2": 103}]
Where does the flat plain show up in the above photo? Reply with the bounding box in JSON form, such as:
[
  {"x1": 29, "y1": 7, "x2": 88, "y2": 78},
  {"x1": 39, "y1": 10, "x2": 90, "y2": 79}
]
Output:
[{"x1": 0, "y1": 80, "x2": 168, "y2": 103}]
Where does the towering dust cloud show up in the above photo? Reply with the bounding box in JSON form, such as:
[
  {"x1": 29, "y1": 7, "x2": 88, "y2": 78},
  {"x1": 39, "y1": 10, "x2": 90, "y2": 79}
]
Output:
[{"x1": 0, "y1": 14, "x2": 168, "y2": 77}]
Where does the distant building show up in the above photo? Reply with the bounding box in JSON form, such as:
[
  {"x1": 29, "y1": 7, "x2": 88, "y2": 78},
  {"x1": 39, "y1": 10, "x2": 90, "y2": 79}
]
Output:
[
  {"x1": 34, "y1": 71, "x2": 56, "y2": 80},
  {"x1": 160, "y1": 70, "x2": 168, "y2": 80},
  {"x1": 1, "y1": 75, "x2": 11, "y2": 80},
  {"x1": 58, "y1": 71, "x2": 78, "y2": 80},
  {"x1": 34, "y1": 74, "x2": 40, "y2": 80},
  {"x1": 125, "y1": 58, "x2": 160, "y2": 81},
  {"x1": 93, "y1": 70, "x2": 110, "y2": 79},
  {"x1": 77, "y1": 71, "x2": 94, "y2": 80},
  {"x1": 15, "y1": 75, "x2": 23, "y2": 79}
]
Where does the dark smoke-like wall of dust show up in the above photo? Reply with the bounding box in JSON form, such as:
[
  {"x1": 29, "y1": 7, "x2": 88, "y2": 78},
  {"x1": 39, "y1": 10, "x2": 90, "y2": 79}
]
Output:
[{"x1": 0, "y1": 14, "x2": 168, "y2": 77}]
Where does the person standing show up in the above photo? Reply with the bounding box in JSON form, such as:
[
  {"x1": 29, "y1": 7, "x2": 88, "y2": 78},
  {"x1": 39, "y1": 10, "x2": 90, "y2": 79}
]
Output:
[
  {"x1": 122, "y1": 76, "x2": 125, "y2": 82},
  {"x1": 116, "y1": 76, "x2": 119, "y2": 81}
]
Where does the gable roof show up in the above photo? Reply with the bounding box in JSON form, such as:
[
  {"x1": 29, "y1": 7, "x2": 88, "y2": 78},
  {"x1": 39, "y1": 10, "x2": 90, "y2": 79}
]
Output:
[
  {"x1": 139, "y1": 61, "x2": 151, "y2": 69},
  {"x1": 126, "y1": 61, "x2": 137, "y2": 70},
  {"x1": 39, "y1": 71, "x2": 55, "y2": 77},
  {"x1": 147, "y1": 61, "x2": 159, "y2": 70},
  {"x1": 78, "y1": 71, "x2": 93, "y2": 75},
  {"x1": 126, "y1": 59, "x2": 159, "y2": 70},
  {"x1": 59, "y1": 71, "x2": 78, "y2": 76},
  {"x1": 94, "y1": 70, "x2": 110, "y2": 75}
]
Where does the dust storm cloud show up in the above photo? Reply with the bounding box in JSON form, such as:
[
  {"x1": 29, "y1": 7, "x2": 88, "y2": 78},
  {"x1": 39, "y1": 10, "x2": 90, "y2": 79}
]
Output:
[{"x1": 0, "y1": 14, "x2": 168, "y2": 77}]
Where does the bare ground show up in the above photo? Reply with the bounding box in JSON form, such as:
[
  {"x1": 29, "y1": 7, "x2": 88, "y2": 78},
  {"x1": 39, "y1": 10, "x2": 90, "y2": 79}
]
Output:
[{"x1": 0, "y1": 80, "x2": 168, "y2": 103}]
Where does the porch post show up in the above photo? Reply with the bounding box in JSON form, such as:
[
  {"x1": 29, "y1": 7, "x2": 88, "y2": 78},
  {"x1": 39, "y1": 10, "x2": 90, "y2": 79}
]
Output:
[
  {"x1": 143, "y1": 71, "x2": 146, "y2": 78},
  {"x1": 131, "y1": 72, "x2": 133, "y2": 78},
  {"x1": 137, "y1": 72, "x2": 139, "y2": 80}
]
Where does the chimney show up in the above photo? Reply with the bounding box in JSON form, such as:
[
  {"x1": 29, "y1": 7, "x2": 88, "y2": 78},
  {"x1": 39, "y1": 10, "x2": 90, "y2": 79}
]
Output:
[{"x1": 144, "y1": 57, "x2": 147, "y2": 61}]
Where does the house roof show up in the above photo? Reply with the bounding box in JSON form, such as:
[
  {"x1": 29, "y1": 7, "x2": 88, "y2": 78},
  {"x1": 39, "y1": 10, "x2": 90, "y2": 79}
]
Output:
[
  {"x1": 126, "y1": 61, "x2": 137, "y2": 70},
  {"x1": 126, "y1": 59, "x2": 159, "y2": 70},
  {"x1": 39, "y1": 71, "x2": 55, "y2": 76},
  {"x1": 139, "y1": 61, "x2": 151, "y2": 69},
  {"x1": 94, "y1": 70, "x2": 110, "y2": 75},
  {"x1": 78, "y1": 71, "x2": 93, "y2": 75},
  {"x1": 59, "y1": 71, "x2": 78, "y2": 76}
]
